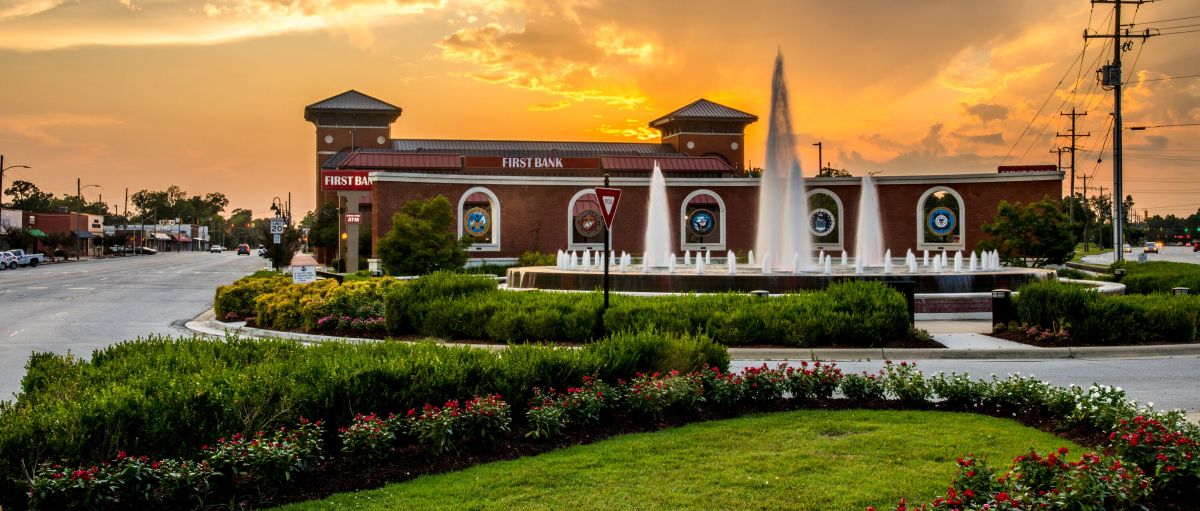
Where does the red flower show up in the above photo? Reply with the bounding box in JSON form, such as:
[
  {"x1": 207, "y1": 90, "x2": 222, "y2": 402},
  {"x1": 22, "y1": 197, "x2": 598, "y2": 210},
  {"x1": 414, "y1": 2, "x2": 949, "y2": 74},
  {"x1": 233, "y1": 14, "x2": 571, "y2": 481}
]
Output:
[{"x1": 996, "y1": 491, "x2": 1010, "y2": 502}]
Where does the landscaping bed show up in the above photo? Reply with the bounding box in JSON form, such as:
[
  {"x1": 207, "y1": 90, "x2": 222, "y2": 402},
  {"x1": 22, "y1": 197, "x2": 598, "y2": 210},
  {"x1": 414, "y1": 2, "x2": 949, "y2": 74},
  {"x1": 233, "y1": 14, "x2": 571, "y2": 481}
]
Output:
[
  {"x1": 1010, "y1": 279, "x2": 1200, "y2": 345},
  {"x1": 8, "y1": 354, "x2": 1199, "y2": 510},
  {"x1": 215, "y1": 271, "x2": 914, "y2": 348}
]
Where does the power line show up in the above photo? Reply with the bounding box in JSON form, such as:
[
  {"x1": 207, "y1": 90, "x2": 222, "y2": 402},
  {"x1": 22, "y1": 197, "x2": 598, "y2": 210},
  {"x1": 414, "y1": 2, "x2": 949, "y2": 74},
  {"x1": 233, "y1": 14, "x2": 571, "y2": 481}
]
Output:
[
  {"x1": 999, "y1": 46, "x2": 1090, "y2": 165},
  {"x1": 1128, "y1": 122, "x2": 1200, "y2": 129},
  {"x1": 1131, "y1": 14, "x2": 1200, "y2": 25},
  {"x1": 1125, "y1": 73, "x2": 1200, "y2": 84},
  {"x1": 1159, "y1": 28, "x2": 1200, "y2": 35}
]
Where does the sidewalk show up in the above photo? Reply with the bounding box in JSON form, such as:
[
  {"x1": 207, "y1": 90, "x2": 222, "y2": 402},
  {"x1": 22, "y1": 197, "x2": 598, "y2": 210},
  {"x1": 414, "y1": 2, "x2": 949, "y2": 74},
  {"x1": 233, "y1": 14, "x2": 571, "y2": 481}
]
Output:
[{"x1": 186, "y1": 311, "x2": 1200, "y2": 361}]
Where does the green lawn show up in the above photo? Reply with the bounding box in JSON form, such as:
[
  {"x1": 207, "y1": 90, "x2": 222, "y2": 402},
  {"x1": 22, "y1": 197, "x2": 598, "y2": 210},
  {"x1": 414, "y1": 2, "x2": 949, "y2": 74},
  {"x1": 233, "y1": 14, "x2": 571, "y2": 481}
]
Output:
[
  {"x1": 280, "y1": 410, "x2": 1080, "y2": 511},
  {"x1": 1071, "y1": 243, "x2": 1110, "y2": 262}
]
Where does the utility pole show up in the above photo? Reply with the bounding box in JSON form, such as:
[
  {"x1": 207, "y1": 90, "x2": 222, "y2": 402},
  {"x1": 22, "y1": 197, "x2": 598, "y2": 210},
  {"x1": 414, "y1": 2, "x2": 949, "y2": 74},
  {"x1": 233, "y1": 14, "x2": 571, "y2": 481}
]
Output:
[
  {"x1": 1086, "y1": 0, "x2": 1156, "y2": 262},
  {"x1": 1098, "y1": 186, "x2": 1107, "y2": 249},
  {"x1": 1057, "y1": 109, "x2": 1088, "y2": 223},
  {"x1": 1081, "y1": 175, "x2": 1091, "y2": 251}
]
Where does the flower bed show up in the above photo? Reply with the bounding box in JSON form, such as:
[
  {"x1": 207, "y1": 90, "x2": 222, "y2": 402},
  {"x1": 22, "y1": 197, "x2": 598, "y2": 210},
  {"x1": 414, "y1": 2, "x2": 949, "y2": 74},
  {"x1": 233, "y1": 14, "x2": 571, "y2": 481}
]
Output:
[
  {"x1": 216, "y1": 271, "x2": 912, "y2": 346},
  {"x1": 17, "y1": 360, "x2": 1200, "y2": 510},
  {"x1": 0, "y1": 331, "x2": 726, "y2": 509}
]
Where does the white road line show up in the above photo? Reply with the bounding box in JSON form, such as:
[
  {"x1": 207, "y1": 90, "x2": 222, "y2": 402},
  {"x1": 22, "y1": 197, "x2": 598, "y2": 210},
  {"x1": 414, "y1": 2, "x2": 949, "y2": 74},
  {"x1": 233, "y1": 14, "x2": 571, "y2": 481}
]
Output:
[{"x1": 27, "y1": 286, "x2": 47, "y2": 290}]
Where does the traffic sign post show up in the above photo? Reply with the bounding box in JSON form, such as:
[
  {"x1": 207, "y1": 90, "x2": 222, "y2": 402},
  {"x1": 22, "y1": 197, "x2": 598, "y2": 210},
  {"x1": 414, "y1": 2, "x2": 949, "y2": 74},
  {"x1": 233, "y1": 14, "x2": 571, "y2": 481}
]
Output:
[
  {"x1": 270, "y1": 219, "x2": 285, "y2": 244},
  {"x1": 594, "y1": 178, "x2": 621, "y2": 310}
]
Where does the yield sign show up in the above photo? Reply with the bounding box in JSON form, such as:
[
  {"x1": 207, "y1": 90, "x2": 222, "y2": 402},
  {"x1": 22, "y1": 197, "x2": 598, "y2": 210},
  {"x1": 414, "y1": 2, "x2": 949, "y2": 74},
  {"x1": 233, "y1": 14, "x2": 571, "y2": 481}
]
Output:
[{"x1": 594, "y1": 187, "x2": 622, "y2": 229}]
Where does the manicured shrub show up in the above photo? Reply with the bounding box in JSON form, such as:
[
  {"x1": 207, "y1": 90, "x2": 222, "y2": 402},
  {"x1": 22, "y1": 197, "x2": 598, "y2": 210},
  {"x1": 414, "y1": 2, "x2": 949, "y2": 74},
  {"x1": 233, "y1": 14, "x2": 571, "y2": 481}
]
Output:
[
  {"x1": 1015, "y1": 279, "x2": 1200, "y2": 344},
  {"x1": 839, "y1": 372, "x2": 885, "y2": 402},
  {"x1": 0, "y1": 331, "x2": 726, "y2": 507},
  {"x1": 625, "y1": 371, "x2": 704, "y2": 419},
  {"x1": 1116, "y1": 261, "x2": 1200, "y2": 294},
  {"x1": 213, "y1": 274, "x2": 290, "y2": 319}
]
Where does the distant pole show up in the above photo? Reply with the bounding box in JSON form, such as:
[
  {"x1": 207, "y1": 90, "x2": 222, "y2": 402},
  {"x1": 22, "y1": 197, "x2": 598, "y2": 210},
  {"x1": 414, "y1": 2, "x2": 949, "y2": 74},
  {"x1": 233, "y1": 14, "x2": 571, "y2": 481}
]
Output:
[
  {"x1": 603, "y1": 173, "x2": 611, "y2": 310},
  {"x1": 812, "y1": 142, "x2": 822, "y2": 175},
  {"x1": 1058, "y1": 109, "x2": 1088, "y2": 224}
]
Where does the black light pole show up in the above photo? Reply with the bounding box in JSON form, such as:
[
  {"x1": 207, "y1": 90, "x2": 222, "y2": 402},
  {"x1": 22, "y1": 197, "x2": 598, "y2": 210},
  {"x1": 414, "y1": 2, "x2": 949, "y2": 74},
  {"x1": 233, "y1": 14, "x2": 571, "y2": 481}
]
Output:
[
  {"x1": 812, "y1": 142, "x2": 822, "y2": 175},
  {"x1": 0, "y1": 155, "x2": 31, "y2": 231},
  {"x1": 603, "y1": 174, "x2": 611, "y2": 310}
]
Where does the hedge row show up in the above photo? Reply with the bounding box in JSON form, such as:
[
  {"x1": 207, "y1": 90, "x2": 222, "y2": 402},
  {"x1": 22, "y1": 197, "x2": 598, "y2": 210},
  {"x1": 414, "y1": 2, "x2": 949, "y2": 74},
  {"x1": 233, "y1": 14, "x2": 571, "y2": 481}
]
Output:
[
  {"x1": 1015, "y1": 280, "x2": 1200, "y2": 343},
  {"x1": 1113, "y1": 261, "x2": 1200, "y2": 295},
  {"x1": 0, "y1": 332, "x2": 727, "y2": 508},
  {"x1": 217, "y1": 272, "x2": 911, "y2": 347}
]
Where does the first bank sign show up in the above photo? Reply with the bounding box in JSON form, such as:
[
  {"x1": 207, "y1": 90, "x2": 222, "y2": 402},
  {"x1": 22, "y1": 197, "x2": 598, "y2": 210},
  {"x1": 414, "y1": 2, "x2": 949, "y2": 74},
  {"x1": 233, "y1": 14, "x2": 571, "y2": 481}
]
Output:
[{"x1": 322, "y1": 170, "x2": 372, "y2": 191}]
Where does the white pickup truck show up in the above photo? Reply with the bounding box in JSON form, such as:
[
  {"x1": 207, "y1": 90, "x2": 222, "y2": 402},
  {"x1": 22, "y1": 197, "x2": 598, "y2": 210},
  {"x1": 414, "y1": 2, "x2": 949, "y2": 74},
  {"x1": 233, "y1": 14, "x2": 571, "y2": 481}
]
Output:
[{"x1": 7, "y1": 249, "x2": 46, "y2": 267}]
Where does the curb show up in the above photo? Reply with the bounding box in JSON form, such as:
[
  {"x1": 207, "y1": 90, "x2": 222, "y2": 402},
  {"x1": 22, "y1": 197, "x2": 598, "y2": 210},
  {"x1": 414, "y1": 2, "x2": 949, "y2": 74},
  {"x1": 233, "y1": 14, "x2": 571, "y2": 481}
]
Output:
[{"x1": 186, "y1": 309, "x2": 1200, "y2": 361}]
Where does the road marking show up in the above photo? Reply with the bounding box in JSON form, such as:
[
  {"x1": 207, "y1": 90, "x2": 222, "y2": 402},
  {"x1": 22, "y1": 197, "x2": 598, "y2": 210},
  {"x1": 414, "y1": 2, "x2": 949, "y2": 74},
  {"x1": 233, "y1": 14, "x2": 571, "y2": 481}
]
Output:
[
  {"x1": 9, "y1": 329, "x2": 22, "y2": 337},
  {"x1": 68, "y1": 287, "x2": 94, "y2": 291},
  {"x1": 27, "y1": 286, "x2": 47, "y2": 290}
]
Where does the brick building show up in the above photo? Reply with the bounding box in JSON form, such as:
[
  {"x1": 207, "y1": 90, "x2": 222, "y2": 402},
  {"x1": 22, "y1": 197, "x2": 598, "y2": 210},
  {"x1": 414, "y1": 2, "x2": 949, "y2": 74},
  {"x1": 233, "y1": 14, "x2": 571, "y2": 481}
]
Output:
[{"x1": 305, "y1": 91, "x2": 1063, "y2": 265}]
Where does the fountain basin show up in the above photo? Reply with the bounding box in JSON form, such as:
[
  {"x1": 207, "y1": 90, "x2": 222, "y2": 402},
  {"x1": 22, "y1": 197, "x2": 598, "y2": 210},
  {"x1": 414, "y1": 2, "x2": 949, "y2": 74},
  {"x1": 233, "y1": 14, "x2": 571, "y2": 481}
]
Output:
[{"x1": 505, "y1": 265, "x2": 1055, "y2": 314}]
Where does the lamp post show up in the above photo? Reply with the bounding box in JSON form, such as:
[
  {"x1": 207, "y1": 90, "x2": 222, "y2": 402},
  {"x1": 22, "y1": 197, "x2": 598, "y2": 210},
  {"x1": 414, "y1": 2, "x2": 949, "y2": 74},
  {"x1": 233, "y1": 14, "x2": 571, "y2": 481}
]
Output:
[
  {"x1": 0, "y1": 154, "x2": 32, "y2": 231},
  {"x1": 76, "y1": 180, "x2": 100, "y2": 260},
  {"x1": 812, "y1": 142, "x2": 822, "y2": 175}
]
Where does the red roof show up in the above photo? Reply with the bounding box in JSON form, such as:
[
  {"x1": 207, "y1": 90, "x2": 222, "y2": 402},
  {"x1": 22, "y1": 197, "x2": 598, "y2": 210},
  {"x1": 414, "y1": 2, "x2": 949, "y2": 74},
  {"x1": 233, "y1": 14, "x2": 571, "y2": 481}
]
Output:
[
  {"x1": 600, "y1": 156, "x2": 734, "y2": 173},
  {"x1": 337, "y1": 152, "x2": 461, "y2": 170}
]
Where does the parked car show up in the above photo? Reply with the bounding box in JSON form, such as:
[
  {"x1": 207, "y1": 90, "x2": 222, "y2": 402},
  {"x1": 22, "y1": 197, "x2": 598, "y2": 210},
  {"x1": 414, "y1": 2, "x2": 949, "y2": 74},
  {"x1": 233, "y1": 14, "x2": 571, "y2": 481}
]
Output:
[
  {"x1": 7, "y1": 249, "x2": 45, "y2": 267},
  {"x1": 1194, "y1": 242, "x2": 1200, "y2": 253},
  {"x1": 133, "y1": 246, "x2": 157, "y2": 255},
  {"x1": 237, "y1": 244, "x2": 251, "y2": 255},
  {"x1": 257, "y1": 245, "x2": 267, "y2": 256},
  {"x1": 210, "y1": 245, "x2": 226, "y2": 253},
  {"x1": 1144, "y1": 242, "x2": 1159, "y2": 254},
  {"x1": 0, "y1": 251, "x2": 17, "y2": 270}
]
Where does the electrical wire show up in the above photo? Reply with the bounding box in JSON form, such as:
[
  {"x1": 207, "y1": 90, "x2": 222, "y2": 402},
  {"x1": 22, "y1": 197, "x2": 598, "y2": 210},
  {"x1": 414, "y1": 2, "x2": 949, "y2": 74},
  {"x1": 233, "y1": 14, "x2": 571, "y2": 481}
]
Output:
[
  {"x1": 1125, "y1": 73, "x2": 1200, "y2": 84},
  {"x1": 1131, "y1": 14, "x2": 1200, "y2": 25}
]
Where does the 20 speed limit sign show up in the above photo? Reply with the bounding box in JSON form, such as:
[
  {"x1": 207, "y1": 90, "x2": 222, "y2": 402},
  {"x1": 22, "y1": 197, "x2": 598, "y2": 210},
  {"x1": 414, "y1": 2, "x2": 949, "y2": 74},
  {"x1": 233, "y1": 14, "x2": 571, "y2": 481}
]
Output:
[{"x1": 270, "y1": 219, "x2": 285, "y2": 234}]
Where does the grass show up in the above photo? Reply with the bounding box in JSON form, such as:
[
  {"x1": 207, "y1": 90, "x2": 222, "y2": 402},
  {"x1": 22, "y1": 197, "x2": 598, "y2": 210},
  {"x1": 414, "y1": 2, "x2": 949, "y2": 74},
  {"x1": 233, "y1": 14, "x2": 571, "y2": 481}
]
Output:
[
  {"x1": 1071, "y1": 243, "x2": 1109, "y2": 262},
  {"x1": 279, "y1": 410, "x2": 1080, "y2": 511}
]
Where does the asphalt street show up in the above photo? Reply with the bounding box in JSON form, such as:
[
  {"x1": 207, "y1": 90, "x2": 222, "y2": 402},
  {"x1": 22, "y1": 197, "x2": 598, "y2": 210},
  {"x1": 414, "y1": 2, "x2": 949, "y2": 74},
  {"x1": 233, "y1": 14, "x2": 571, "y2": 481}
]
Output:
[
  {"x1": 0, "y1": 251, "x2": 264, "y2": 400},
  {"x1": 1082, "y1": 244, "x2": 1200, "y2": 265}
]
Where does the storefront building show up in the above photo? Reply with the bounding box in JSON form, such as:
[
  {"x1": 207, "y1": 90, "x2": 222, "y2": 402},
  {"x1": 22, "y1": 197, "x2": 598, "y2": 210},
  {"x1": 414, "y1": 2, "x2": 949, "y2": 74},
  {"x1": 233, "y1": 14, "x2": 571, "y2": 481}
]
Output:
[{"x1": 306, "y1": 91, "x2": 1063, "y2": 265}]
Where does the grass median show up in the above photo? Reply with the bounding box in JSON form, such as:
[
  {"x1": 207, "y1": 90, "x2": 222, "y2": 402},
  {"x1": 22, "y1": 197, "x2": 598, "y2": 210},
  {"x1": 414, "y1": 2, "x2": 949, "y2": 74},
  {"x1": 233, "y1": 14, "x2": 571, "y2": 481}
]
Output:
[{"x1": 279, "y1": 409, "x2": 1079, "y2": 511}]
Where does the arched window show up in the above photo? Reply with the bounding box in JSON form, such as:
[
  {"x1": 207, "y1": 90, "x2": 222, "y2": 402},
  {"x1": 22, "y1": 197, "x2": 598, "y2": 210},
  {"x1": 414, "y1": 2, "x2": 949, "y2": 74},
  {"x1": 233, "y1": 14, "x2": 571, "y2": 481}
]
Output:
[
  {"x1": 916, "y1": 186, "x2": 965, "y2": 250},
  {"x1": 679, "y1": 189, "x2": 726, "y2": 251},
  {"x1": 567, "y1": 189, "x2": 607, "y2": 251},
  {"x1": 806, "y1": 188, "x2": 843, "y2": 252},
  {"x1": 458, "y1": 187, "x2": 500, "y2": 252}
]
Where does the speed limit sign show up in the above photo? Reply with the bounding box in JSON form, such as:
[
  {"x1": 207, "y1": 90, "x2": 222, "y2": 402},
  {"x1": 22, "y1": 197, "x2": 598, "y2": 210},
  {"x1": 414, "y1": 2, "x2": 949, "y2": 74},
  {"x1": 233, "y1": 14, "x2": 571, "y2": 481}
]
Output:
[{"x1": 270, "y1": 219, "x2": 285, "y2": 234}]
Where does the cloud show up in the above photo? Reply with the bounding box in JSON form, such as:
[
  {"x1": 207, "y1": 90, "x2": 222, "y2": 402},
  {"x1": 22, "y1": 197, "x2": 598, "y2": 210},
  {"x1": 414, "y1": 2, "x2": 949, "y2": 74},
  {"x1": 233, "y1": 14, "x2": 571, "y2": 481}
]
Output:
[
  {"x1": 953, "y1": 132, "x2": 1005, "y2": 145},
  {"x1": 434, "y1": 3, "x2": 656, "y2": 110},
  {"x1": 964, "y1": 103, "x2": 1009, "y2": 124},
  {"x1": 592, "y1": 121, "x2": 657, "y2": 140},
  {"x1": 0, "y1": 0, "x2": 443, "y2": 51},
  {"x1": 0, "y1": 113, "x2": 123, "y2": 147},
  {"x1": 0, "y1": 0, "x2": 64, "y2": 21}
]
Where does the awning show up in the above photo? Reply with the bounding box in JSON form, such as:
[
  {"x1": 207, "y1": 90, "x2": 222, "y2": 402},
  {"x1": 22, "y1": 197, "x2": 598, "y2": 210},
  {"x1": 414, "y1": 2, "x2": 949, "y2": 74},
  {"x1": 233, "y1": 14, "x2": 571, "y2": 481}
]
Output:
[
  {"x1": 28, "y1": 228, "x2": 46, "y2": 237},
  {"x1": 151, "y1": 233, "x2": 171, "y2": 241},
  {"x1": 177, "y1": 234, "x2": 193, "y2": 242},
  {"x1": 73, "y1": 230, "x2": 96, "y2": 239}
]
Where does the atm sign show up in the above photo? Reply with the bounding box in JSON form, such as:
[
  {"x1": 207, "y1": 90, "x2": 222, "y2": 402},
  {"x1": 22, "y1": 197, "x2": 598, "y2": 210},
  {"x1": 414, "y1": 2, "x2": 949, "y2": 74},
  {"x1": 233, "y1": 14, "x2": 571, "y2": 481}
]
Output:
[{"x1": 322, "y1": 170, "x2": 372, "y2": 191}]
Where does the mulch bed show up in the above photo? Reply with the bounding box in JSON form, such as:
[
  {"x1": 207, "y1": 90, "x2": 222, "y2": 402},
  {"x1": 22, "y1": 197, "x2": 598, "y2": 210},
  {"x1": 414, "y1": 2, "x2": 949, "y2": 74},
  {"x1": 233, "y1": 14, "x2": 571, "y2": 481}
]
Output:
[
  {"x1": 990, "y1": 330, "x2": 1198, "y2": 348},
  {"x1": 257, "y1": 399, "x2": 1136, "y2": 509}
]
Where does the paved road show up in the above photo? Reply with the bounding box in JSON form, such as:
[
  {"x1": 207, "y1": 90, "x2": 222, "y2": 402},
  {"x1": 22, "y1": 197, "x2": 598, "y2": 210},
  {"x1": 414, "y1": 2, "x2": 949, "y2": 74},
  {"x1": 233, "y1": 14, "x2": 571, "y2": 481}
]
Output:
[
  {"x1": 0, "y1": 252, "x2": 264, "y2": 400},
  {"x1": 732, "y1": 356, "x2": 1200, "y2": 414},
  {"x1": 1082, "y1": 244, "x2": 1200, "y2": 265}
]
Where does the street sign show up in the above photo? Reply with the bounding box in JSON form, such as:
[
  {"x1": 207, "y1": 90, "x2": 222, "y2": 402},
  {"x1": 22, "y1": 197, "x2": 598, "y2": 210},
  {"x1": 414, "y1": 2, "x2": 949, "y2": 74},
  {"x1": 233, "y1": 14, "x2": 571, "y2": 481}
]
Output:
[
  {"x1": 270, "y1": 219, "x2": 285, "y2": 234},
  {"x1": 345, "y1": 213, "x2": 362, "y2": 224},
  {"x1": 273, "y1": 233, "x2": 281, "y2": 244},
  {"x1": 594, "y1": 187, "x2": 622, "y2": 229},
  {"x1": 293, "y1": 265, "x2": 317, "y2": 284}
]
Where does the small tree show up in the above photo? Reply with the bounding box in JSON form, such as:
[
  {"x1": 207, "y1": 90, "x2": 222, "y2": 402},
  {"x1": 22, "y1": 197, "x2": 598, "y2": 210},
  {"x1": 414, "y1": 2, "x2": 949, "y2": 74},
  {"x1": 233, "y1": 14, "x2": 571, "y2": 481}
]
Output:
[
  {"x1": 377, "y1": 195, "x2": 469, "y2": 276},
  {"x1": 977, "y1": 196, "x2": 1075, "y2": 267},
  {"x1": 256, "y1": 220, "x2": 301, "y2": 270}
]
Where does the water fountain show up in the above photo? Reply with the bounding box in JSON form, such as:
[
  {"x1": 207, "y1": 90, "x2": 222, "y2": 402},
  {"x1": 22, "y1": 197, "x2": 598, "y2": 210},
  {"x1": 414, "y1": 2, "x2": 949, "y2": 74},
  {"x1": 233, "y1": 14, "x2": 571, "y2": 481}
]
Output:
[
  {"x1": 643, "y1": 163, "x2": 672, "y2": 268},
  {"x1": 855, "y1": 173, "x2": 885, "y2": 267},
  {"x1": 504, "y1": 50, "x2": 1053, "y2": 310}
]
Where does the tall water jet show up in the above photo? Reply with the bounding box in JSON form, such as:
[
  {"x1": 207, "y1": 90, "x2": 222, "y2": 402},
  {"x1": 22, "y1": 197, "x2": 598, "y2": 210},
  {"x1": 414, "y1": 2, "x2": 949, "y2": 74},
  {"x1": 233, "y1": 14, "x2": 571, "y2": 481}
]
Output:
[
  {"x1": 756, "y1": 50, "x2": 811, "y2": 270},
  {"x1": 643, "y1": 162, "x2": 672, "y2": 268},
  {"x1": 854, "y1": 173, "x2": 885, "y2": 266}
]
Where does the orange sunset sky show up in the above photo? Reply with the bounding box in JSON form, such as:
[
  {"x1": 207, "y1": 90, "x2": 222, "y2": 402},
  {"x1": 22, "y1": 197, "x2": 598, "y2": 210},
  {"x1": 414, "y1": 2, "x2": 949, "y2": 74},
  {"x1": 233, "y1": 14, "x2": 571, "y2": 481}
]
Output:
[{"x1": 1, "y1": 0, "x2": 1198, "y2": 220}]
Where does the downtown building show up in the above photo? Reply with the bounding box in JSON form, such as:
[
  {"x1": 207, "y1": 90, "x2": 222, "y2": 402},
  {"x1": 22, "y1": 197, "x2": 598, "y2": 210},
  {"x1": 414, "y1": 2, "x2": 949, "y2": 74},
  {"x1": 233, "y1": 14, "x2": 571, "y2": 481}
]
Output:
[{"x1": 304, "y1": 90, "x2": 1063, "y2": 268}]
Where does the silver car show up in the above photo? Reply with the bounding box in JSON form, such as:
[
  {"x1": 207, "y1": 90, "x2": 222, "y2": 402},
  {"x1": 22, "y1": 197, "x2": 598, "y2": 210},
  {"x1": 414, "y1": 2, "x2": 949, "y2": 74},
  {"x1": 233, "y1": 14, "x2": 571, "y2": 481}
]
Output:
[{"x1": 0, "y1": 251, "x2": 17, "y2": 270}]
